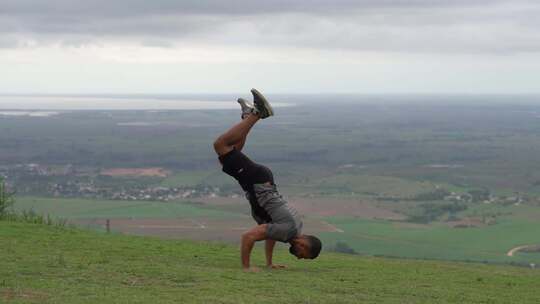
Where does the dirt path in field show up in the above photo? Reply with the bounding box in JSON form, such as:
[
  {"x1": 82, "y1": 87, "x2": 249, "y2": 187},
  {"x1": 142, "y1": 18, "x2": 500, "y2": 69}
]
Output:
[
  {"x1": 321, "y1": 221, "x2": 344, "y2": 233},
  {"x1": 72, "y1": 217, "x2": 341, "y2": 243},
  {"x1": 507, "y1": 245, "x2": 537, "y2": 257},
  {"x1": 199, "y1": 196, "x2": 405, "y2": 220},
  {"x1": 100, "y1": 167, "x2": 170, "y2": 177},
  {"x1": 289, "y1": 197, "x2": 405, "y2": 219}
]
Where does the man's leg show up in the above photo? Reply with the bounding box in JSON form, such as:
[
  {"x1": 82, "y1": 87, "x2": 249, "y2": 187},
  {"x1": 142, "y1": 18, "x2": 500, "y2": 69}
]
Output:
[
  {"x1": 235, "y1": 114, "x2": 256, "y2": 151},
  {"x1": 216, "y1": 89, "x2": 272, "y2": 154},
  {"x1": 213, "y1": 114, "x2": 259, "y2": 157},
  {"x1": 235, "y1": 131, "x2": 248, "y2": 152}
]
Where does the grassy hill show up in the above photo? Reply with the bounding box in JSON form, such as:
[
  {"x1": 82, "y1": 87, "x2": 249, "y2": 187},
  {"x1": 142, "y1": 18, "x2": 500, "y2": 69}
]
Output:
[{"x1": 1, "y1": 221, "x2": 540, "y2": 303}]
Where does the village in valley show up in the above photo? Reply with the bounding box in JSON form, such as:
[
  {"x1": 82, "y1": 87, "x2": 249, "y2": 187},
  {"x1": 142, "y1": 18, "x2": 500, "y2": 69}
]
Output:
[
  {"x1": 0, "y1": 163, "x2": 226, "y2": 201},
  {"x1": 1, "y1": 162, "x2": 529, "y2": 206}
]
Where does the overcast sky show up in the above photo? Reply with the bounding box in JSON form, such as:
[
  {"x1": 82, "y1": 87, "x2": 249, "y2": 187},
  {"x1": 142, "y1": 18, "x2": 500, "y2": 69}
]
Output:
[{"x1": 1, "y1": 0, "x2": 539, "y2": 94}]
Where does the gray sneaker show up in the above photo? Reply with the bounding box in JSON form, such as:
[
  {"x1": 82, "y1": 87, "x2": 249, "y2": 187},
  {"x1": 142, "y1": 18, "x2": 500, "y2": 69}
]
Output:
[
  {"x1": 237, "y1": 98, "x2": 256, "y2": 119},
  {"x1": 251, "y1": 88, "x2": 274, "y2": 119}
]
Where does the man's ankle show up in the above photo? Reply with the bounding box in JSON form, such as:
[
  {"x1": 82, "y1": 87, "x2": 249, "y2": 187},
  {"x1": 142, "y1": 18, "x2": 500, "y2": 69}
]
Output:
[{"x1": 245, "y1": 113, "x2": 260, "y2": 120}]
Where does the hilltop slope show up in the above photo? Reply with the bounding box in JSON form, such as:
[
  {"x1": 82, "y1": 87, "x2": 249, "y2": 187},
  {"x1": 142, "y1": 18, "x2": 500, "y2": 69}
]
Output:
[{"x1": 1, "y1": 221, "x2": 539, "y2": 304}]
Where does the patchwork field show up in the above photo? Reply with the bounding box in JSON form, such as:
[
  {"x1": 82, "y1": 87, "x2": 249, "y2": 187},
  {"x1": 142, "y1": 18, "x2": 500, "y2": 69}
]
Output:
[
  {"x1": 14, "y1": 197, "x2": 340, "y2": 243},
  {"x1": 14, "y1": 196, "x2": 540, "y2": 266},
  {"x1": 15, "y1": 197, "x2": 242, "y2": 220},
  {"x1": 321, "y1": 217, "x2": 540, "y2": 265},
  {"x1": 72, "y1": 217, "x2": 336, "y2": 243},
  {"x1": 100, "y1": 167, "x2": 170, "y2": 177}
]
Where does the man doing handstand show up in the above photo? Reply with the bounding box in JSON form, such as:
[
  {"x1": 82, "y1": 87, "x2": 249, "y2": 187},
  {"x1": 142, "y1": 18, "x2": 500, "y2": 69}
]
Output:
[{"x1": 213, "y1": 88, "x2": 322, "y2": 271}]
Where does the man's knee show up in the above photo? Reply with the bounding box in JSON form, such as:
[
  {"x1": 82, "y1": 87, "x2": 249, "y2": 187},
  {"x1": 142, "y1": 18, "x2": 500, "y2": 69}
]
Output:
[
  {"x1": 213, "y1": 136, "x2": 231, "y2": 156},
  {"x1": 213, "y1": 137, "x2": 223, "y2": 153}
]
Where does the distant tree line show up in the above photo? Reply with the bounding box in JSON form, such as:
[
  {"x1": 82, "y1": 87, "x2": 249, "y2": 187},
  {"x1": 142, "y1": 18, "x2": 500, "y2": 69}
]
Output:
[
  {"x1": 334, "y1": 241, "x2": 357, "y2": 255},
  {"x1": 408, "y1": 202, "x2": 468, "y2": 224},
  {"x1": 412, "y1": 188, "x2": 451, "y2": 201},
  {"x1": 0, "y1": 177, "x2": 14, "y2": 219},
  {"x1": 0, "y1": 177, "x2": 67, "y2": 226}
]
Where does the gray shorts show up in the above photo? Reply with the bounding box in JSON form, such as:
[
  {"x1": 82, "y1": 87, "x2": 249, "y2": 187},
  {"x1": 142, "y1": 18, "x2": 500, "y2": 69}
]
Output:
[{"x1": 250, "y1": 194, "x2": 303, "y2": 243}]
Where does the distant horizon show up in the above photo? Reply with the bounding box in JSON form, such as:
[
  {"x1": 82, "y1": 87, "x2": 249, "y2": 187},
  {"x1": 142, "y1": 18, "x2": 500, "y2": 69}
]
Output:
[
  {"x1": 0, "y1": 95, "x2": 295, "y2": 111},
  {"x1": 2, "y1": 92, "x2": 540, "y2": 97},
  {"x1": 1, "y1": 93, "x2": 540, "y2": 111}
]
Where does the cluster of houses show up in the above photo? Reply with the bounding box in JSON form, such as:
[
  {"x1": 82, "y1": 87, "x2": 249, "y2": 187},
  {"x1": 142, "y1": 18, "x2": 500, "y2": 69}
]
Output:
[
  {"x1": 48, "y1": 182, "x2": 223, "y2": 201},
  {"x1": 0, "y1": 163, "x2": 229, "y2": 201},
  {"x1": 443, "y1": 191, "x2": 525, "y2": 205},
  {"x1": 0, "y1": 163, "x2": 531, "y2": 205}
]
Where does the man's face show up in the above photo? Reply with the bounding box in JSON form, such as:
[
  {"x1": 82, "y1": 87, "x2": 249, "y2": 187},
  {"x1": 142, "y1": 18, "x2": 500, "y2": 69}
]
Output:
[{"x1": 289, "y1": 238, "x2": 311, "y2": 259}]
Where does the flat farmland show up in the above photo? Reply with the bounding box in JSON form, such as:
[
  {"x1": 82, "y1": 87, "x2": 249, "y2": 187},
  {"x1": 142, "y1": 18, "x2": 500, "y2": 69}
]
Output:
[
  {"x1": 13, "y1": 196, "x2": 345, "y2": 243},
  {"x1": 13, "y1": 195, "x2": 540, "y2": 265},
  {"x1": 14, "y1": 197, "x2": 243, "y2": 219},
  {"x1": 198, "y1": 195, "x2": 405, "y2": 219},
  {"x1": 321, "y1": 215, "x2": 540, "y2": 265},
  {"x1": 73, "y1": 217, "x2": 336, "y2": 243}
]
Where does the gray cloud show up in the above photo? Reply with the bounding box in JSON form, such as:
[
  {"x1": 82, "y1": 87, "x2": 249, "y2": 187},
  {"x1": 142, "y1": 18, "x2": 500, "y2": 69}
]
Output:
[
  {"x1": 0, "y1": 37, "x2": 20, "y2": 48},
  {"x1": 0, "y1": 0, "x2": 539, "y2": 53},
  {"x1": 1, "y1": 0, "x2": 510, "y2": 16}
]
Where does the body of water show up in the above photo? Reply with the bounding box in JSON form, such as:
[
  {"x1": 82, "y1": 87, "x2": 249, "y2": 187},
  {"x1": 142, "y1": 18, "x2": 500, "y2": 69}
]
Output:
[{"x1": 0, "y1": 95, "x2": 294, "y2": 110}]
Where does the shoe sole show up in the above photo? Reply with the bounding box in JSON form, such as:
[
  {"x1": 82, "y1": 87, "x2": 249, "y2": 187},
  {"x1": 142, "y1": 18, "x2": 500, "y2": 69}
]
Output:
[
  {"x1": 251, "y1": 88, "x2": 274, "y2": 118},
  {"x1": 237, "y1": 98, "x2": 254, "y2": 119},
  {"x1": 237, "y1": 98, "x2": 252, "y2": 108}
]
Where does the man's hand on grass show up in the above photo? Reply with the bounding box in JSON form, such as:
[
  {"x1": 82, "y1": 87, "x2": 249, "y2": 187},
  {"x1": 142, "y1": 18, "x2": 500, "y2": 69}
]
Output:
[
  {"x1": 243, "y1": 266, "x2": 262, "y2": 273},
  {"x1": 267, "y1": 264, "x2": 287, "y2": 269}
]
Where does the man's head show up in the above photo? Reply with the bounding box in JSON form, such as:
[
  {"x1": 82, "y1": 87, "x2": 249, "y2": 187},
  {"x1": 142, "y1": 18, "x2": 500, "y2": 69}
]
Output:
[{"x1": 289, "y1": 235, "x2": 322, "y2": 259}]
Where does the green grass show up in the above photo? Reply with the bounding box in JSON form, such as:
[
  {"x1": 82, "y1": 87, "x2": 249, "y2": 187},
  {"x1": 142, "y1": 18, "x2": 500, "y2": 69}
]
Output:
[
  {"x1": 1, "y1": 221, "x2": 540, "y2": 303},
  {"x1": 321, "y1": 217, "x2": 540, "y2": 264},
  {"x1": 14, "y1": 197, "x2": 244, "y2": 220}
]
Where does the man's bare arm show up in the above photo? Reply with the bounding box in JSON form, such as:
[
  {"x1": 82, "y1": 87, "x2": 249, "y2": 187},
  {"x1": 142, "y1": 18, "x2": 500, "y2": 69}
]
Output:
[
  {"x1": 265, "y1": 239, "x2": 276, "y2": 266},
  {"x1": 265, "y1": 239, "x2": 287, "y2": 269},
  {"x1": 241, "y1": 224, "x2": 268, "y2": 270}
]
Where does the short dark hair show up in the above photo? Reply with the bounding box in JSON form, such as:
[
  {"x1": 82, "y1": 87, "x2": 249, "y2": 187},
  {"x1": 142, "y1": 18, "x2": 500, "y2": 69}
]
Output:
[{"x1": 306, "y1": 235, "x2": 322, "y2": 259}]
